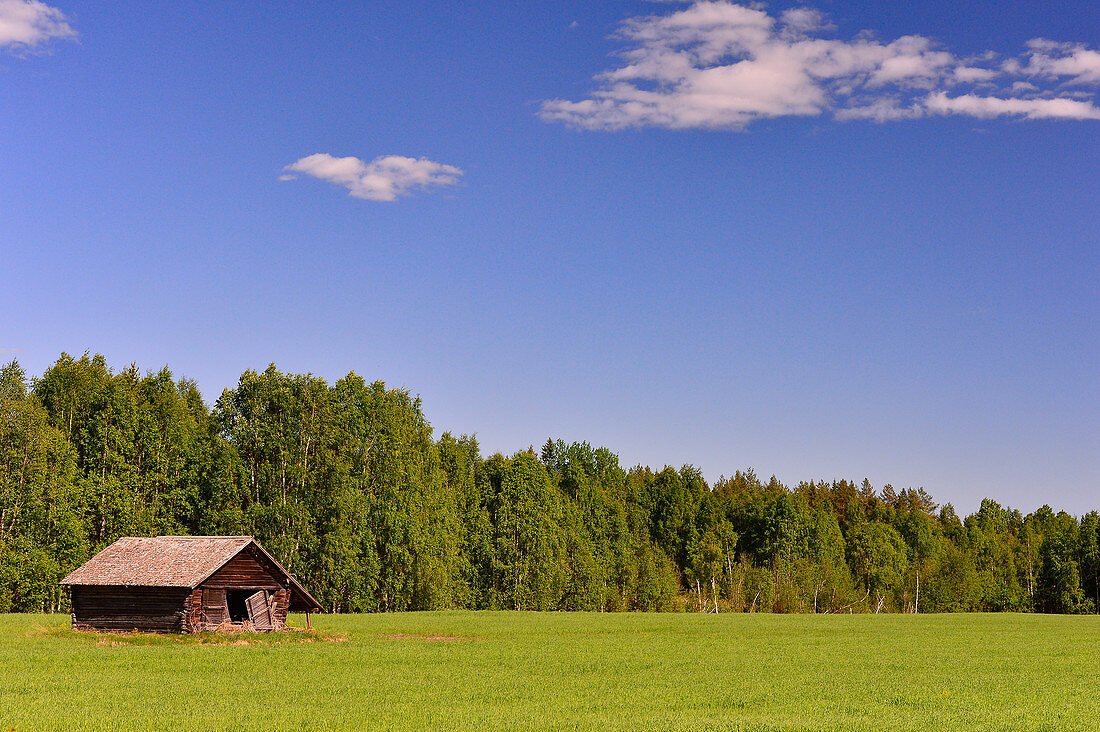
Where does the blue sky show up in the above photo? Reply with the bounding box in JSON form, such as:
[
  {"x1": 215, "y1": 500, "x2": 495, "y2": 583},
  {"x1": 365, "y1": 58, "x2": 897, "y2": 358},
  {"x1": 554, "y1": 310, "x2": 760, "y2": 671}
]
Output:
[{"x1": 2, "y1": 0, "x2": 1097, "y2": 514}]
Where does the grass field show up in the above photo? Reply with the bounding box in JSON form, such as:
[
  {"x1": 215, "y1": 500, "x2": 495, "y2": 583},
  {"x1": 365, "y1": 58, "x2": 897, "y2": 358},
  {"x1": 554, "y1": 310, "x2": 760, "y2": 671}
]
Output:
[{"x1": 2, "y1": 611, "x2": 1098, "y2": 730}]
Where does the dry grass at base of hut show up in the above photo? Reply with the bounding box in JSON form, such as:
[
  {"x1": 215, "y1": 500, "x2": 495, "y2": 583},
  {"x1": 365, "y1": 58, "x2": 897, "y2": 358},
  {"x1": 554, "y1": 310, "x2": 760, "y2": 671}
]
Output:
[{"x1": 32, "y1": 621, "x2": 347, "y2": 646}]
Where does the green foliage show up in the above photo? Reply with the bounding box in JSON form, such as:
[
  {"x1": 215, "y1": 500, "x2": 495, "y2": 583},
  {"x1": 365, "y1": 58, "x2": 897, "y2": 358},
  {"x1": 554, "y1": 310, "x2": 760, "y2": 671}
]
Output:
[
  {"x1": 847, "y1": 521, "x2": 909, "y2": 608},
  {"x1": 5, "y1": 352, "x2": 1100, "y2": 615},
  {"x1": 920, "y1": 542, "x2": 978, "y2": 612},
  {"x1": 492, "y1": 451, "x2": 566, "y2": 610},
  {"x1": 0, "y1": 361, "x2": 87, "y2": 611},
  {"x1": 1035, "y1": 511, "x2": 1089, "y2": 613}
]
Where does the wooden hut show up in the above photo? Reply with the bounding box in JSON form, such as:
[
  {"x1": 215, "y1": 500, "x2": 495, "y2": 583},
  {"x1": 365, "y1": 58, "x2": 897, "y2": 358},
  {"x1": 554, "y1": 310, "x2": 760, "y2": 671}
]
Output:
[{"x1": 60, "y1": 536, "x2": 321, "y2": 633}]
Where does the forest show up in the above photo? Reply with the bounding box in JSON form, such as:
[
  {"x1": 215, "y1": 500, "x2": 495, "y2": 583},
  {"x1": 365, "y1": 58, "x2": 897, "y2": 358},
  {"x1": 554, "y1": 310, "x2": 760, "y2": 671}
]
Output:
[{"x1": 1, "y1": 353, "x2": 1096, "y2": 615}]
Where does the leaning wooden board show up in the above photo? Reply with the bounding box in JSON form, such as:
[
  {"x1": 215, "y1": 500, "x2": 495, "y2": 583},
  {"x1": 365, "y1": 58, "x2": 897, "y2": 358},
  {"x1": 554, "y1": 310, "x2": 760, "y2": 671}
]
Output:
[{"x1": 245, "y1": 591, "x2": 273, "y2": 630}]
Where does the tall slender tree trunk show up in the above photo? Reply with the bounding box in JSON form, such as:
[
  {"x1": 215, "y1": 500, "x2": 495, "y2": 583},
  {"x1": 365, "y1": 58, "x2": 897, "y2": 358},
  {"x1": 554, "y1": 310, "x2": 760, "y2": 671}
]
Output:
[{"x1": 724, "y1": 541, "x2": 734, "y2": 587}]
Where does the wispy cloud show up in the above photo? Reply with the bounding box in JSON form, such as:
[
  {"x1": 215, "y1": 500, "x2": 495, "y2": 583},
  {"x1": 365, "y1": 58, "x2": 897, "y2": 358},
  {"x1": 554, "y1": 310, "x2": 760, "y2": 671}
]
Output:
[
  {"x1": 281, "y1": 154, "x2": 464, "y2": 202},
  {"x1": 540, "y1": 1, "x2": 1100, "y2": 129},
  {"x1": 924, "y1": 91, "x2": 1100, "y2": 120},
  {"x1": 0, "y1": 0, "x2": 75, "y2": 50}
]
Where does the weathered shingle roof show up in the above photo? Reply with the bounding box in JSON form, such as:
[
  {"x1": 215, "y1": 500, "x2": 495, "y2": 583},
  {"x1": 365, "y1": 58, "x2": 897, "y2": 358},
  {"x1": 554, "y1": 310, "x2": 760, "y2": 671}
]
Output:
[{"x1": 61, "y1": 536, "x2": 255, "y2": 588}]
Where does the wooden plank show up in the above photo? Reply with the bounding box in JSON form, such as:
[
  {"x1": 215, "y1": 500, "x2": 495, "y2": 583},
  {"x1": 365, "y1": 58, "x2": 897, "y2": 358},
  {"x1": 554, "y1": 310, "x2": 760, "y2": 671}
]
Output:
[
  {"x1": 245, "y1": 591, "x2": 273, "y2": 631},
  {"x1": 70, "y1": 585, "x2": 191, "y2": 633},
  {"x1": 202, "y1": 588, "x2": 228, "y2": 626},
  {"x1": 261, "y1": 593, "x2": 273, "y2": 630},
  {"x1": 203, "y1": 554, "x2": 282, "y2": 588},
  {"x1": 270, "y1": 589, "x2": 289, "y2": 629},
  {"x1": 72, "y1": 587, "x2": 190, "y2": 617},
  {"x1": 74, "y1": 613, "x2": 186, "y2": 632}
]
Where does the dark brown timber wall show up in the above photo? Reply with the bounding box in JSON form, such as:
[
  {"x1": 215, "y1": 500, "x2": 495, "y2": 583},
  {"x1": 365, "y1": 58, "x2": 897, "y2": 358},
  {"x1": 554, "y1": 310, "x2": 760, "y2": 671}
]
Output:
[
  {"x1": 70, "y1": 586, "x2": 191, "y2": 633},
  {"x1": 201, "y1": 549, "x2": 284, "y2": 590}
]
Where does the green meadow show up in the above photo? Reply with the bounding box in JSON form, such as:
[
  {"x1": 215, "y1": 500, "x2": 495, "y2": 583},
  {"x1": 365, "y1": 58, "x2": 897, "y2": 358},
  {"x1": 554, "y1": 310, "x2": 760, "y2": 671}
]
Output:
[{"x1": 2, "y1": 612, "x2": 1098, "y2": 731}]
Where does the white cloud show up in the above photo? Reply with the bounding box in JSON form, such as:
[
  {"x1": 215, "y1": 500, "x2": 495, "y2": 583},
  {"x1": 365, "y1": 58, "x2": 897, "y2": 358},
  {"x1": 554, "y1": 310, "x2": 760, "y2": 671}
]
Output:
[
  {"x1": 1018, "y1": 40, "x2": 1100, "y2": 84},
  {"x1": 834, "y1": 98, "x2": 922, "y2": 122},
  {"x1": 925, "y1": 91, "x2": 1100, "y2": 120},
  {"x1": 953, "y1": 66, "x2": 998, "y2": 84},
  {"x1": 540, "y1": 1, "x2": 1100, "y2": 129},
  {"x1": 0, "y1": 0, "x2": 75, "y2": 50},
  {"x1": 778, "y1": 7, "x2": 832, "y2": 38},
  {"x1": 865, "y1": 36, "x2": 953, "y2": 88},
  {"x1": 282, "y1": 154, "x2": 464, "y2": 202}
]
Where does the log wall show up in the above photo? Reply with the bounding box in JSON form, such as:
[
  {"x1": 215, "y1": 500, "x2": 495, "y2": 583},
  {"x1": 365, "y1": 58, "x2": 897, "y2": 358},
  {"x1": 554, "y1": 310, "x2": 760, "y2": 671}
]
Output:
[
  {"x1": 71, "y1": 585, "x2": 191, "y2": 633},
  {"x1": 271, "y1": 589, "x2": 289, "y2": 628},
  {"x1": 185, "y1": 588, "x2": 203, "y2": 632},
  {"x1": 201, "y1": 548, "x2": 284, "y2": 590}
]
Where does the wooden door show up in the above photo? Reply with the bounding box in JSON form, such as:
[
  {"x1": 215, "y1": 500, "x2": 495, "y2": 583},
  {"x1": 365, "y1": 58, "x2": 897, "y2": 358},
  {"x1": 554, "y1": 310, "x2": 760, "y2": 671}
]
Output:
[
  {"x1": 202, "y1": 589, "x2": 228, "y2": 627},
  {"x1": 245, "y1": 590, "x2": 274, "y2": 631}
]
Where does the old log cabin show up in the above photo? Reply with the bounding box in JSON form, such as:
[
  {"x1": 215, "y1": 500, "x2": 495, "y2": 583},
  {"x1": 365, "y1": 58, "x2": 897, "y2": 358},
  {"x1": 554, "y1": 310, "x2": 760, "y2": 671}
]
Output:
[{"x1": 60, "y1": 536, "x2": 321, "y2": 633}]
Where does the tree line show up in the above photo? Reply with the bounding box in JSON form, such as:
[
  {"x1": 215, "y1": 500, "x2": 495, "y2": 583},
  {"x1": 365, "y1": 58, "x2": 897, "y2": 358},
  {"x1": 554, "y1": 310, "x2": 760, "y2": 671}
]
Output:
[{"x1": 1, "y1": 353, "x2": 1096, "y2": 615}]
